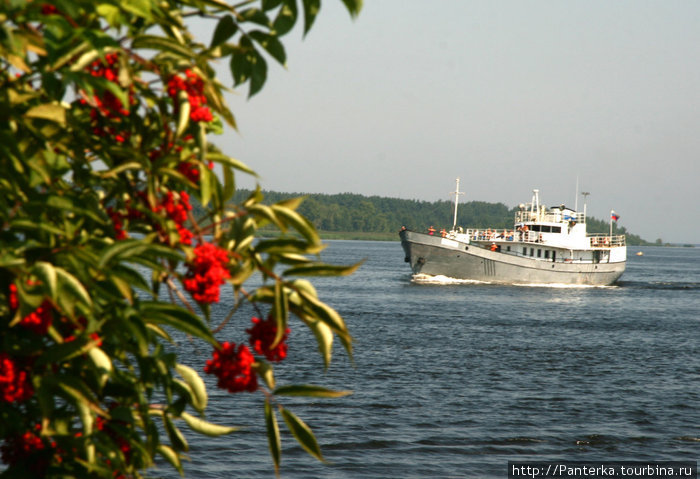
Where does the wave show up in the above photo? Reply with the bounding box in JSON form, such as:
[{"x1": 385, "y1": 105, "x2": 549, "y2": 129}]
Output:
[
  {"x1": 618, "y1": 281, "x2": 700, "y2": 291},
  {"x1": 411, "y1": 274, "x2": 491, "y2": 285},
  {"x1": 410, "y1": 274, "x2": 615, "y2": 289}
]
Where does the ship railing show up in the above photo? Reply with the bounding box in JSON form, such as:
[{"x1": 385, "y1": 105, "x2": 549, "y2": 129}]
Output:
[
  {"x1": 587, "y1": 234, "x2": 626, "y2": 248},
  {"x1": 461, "y1": 228, "x2": 516, "y2": 242},
  {"x1": 461, "y1": 229, "x2": 546, "y2": 244},
  {"x1": 514, "y1": 210, "x2": 585, "y2": 224},
  {"x1": 462, "y1": 229, "x2": 541, "y2": 243}
]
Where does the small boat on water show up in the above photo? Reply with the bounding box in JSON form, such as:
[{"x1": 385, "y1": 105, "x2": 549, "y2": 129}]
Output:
[{"x1": 399, "y1": 180, "x2": 626, "y2": 286}]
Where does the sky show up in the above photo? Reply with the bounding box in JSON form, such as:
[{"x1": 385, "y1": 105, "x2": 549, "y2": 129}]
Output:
[{"x1": 200, "y1": 1, "x2": 700, "y2": 244}]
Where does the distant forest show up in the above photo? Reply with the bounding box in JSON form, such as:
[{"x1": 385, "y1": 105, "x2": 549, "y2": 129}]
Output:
[{"x1": 219, "y1": 190, "x2": 651, "y2": 245}]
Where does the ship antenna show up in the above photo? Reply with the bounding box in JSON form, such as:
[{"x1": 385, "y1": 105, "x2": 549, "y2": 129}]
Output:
[
  {"x1": 451, "y1": 178, "x2": 464, "y2": 231},
  {"x1": 581, "y1": 191, "x2": 590, "y2": 222}
]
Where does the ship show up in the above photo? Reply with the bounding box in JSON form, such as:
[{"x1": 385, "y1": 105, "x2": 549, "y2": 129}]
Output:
[{"x1": 399, "y1": 180, "x2": 626, "y2": 286}]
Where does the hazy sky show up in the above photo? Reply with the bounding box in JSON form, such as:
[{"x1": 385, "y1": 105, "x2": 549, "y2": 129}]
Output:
[{"x1": 207, "y1": 1, "x2": 700, "y2": 244}]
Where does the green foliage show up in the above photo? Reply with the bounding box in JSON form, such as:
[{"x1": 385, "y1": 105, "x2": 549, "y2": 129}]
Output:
[{"x1": 0, "y1": 0, "x2": 361, "y2": 477}]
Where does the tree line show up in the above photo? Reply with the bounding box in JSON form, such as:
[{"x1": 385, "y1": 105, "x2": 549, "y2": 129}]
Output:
[{"x1": 220, "y1": 190, "x2": 651, "y2": 245}]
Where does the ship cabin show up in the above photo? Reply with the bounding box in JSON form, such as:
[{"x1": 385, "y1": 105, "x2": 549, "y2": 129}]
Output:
[{"x1": 449, "y1": 190, "x2": 625, "y2": 265}]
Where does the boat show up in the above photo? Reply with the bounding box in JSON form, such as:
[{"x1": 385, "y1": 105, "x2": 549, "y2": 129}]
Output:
[{"x1": 399, "y1": 179, "x2": 626, "y2": 286}]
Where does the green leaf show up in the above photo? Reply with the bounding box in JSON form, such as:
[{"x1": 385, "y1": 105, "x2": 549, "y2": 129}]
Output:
[
  {"x1": 37, "y1": 335, "x2": 100, "y2": 367},
  {"x1": 211, "y1": 14, "x2": 238, "y2": 48},
  {"x1": 175, "y1": 90, "x2": 190, "y2": 139},
  {"x1": 240, "y1": 8, "x2": 271, "y2": 27},
  {"x1": 283, "y1": 261, "x2": 363, "y2": 277},
  {"x1": 272, "y1": 280, "x2": 288, "y2": 347},
  {"x1": 0, "y1": 252, "x2": 24, "y2": 268},
  {"x1": 31, "y1": 261, "x2": 57, "y2": 301},
  {"x1": 121, "y1": 0, "x2": 153, "y2": 21},
  {"x1": 9, "y1": 218, "x2": 65, "y2": 237},
  {"x1": 132, "y1": 35, "x2": 194, "y2": 59},
  {"x1": 68, "y1": 49, "x2": 102, "y2": 73},
  {"x1": 301, "y1": 0, "x2": 321, "y2": 36},
  {"x1": 55, "y1": 266, "x2": 92, "y2": 309},
  {"x1": 341, "y1": 0, "x2": 363, "y2": 17},
  {"x1": 281, "y1": 408, "x2": 324, "y2": 462},
  {"x1": 164, "y1": 413, "x2": 189, "y2": 452},
  {"x1": 25, "y1": 103, "x2": 67, "y2": 125},
  {"x1": 309, "y1": 319, "x2": 333, "y2": 368},
  {"x1": 206, "y1": 152, "x2": 256, "y2": 176},
  {"x1": 298, "y1": 290, "x2": 348, "y2": 336},
  {"x1": 249, "y1": 30, "x2": 286, "y2": 65},
  {"x1": 249, "y1": 50, "x2": 268, "y2": 97},
  {"x1": 271, "y1": 204, "x2": 319, "y2": 245},
  {"x1": 175, "y1": 364, "x2": 208, "y2": 411},
  {"x1": 45, "y1": 195, "x2": 104, "y2": 223},
  {"x1": 110, "y1": 264, "x2": 151, "y2": 294},
  {"x1": 246, "y1": 205, "x2": 283, "y2": 230},
  {"x1": 97, "y1": 240, "x2": 182, "y2": 270},
  {"x1": 88, "y1": 347, "x2": 113, "y2": 388},
  {"x1": 180, "y1": 412, "x2": 238, "y2": 436},
  {"x1": 222, "y1": 163, "x2": 235, "y2": 203},
  {"x1": 274, "y1": 384, "x2": 352, "y2": 398},
  {"x1": 262, "y1": 0, "x2": 284, "y2": 9},
  {"x1": 54, "y1": 375, "x2": 103, "y2": 415},
  {"x1": 255, "y1": 237, "x2": 323, "y2": 255},
  {"x1": 98, "y1": 161, "x2": 142, "y2": 179},
  {"x1": 272, "y1": 2, "x2": 298, "y2": 36},
  {"x1": 231, "y1": 37, "x2": 253, "y2": 87},
  {"x1": 265, "y1": 400, "x2": 281, "y2": 474},
  {"x1": 98, "y1": 240, "x2": 147, "y2": 269},
  {"x1": 253, "y1": 360, "x2": 275, "y2": 389},
  {"x1": 157, "y1": 444, "x2": 183, "y2": 476},
  {"x1": 140, "y1": 302, "x2": 217, "y2": 346}
]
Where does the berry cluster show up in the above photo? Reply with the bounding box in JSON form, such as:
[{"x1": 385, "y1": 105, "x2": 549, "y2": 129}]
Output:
[
  {"x1": 0, "y1": 424, "x2": 56, "y2": 475},
  {"x1": 205, "y1": 316, "x2": 290, "y2": 395},
  {"x1": 178, "y1": 159, "x2": 214, "y2": 184},
  {"x1": 80, "y1": 53, "x2": 133, "y2": 143},
  {"x1": 247, "y1": 316, "x2": 290, "y2": 363},
  {"x1": 40, "y1": 4, "x2": 58, "y2": 15},
  {"x1": 154, "y1": 191, "x2": 193, "y2": 246},
  {"x1": 8, "y1": 284, "x2": 52, "y2": 335},
  {"x1": 204, "y1": 342, "x2": 257, "y2": 393},
  {"x1": 95, "y1": 416, "x2": 132, "y2": 461},
  {"x1": 0, "y1": 353, "x2": 33, "y2": 403},
  {"x1": 183, "y1": 243, "x2": 230, "y2": 303},
  {"x1": 107, "y1": 206, "x2": 130, "y2": 241},
  {"x1": 149, "y1": 135, "x2": 213, "y2": 185},
  {"x1": 167, "y1": 69, "x2": 213, "y2": 123},
  {"x1": 106, "y1": 190, "x2": 194, "y2": 245}
]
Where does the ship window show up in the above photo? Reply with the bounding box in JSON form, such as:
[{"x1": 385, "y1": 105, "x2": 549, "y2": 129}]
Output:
[
  {"x1": 537, "y1": 249, "x2": 542, "y2": 258},
  {"x1": 506, "y1": 246, "x2": 511, "y2": 252},
  {"x1": 552, "y1": 251, "x2": 556, "y2": 262},
  {"x1": 522, "y1": 247, "x2": 527, "y2": 255},
  {"x1": 552, "y1": 226, "x2": 561, "y2": 233},
  {"x1": 530, "y1": 248, "x2": 534, "y2": 257},
  {"x1": 544, "y1": 250, "x2": 549, "y2": 259}
]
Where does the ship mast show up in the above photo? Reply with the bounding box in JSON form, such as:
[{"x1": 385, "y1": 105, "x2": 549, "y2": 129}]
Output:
[{"x1": 451, "y1": 177, "x2": 464, "y2": 231}]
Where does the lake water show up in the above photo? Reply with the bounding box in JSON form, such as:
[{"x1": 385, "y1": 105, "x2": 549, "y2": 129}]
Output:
[{"x1": 166, "y1": 242, "x2": 700, "y2": 478}]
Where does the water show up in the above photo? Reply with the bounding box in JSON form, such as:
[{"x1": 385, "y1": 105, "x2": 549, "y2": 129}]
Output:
[{"x1": 165, "y1": 243, "x2": 699, "y2": 478}]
